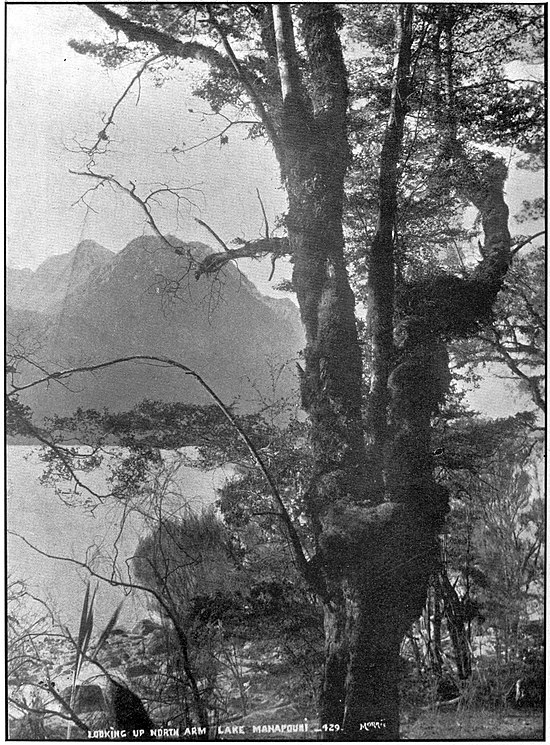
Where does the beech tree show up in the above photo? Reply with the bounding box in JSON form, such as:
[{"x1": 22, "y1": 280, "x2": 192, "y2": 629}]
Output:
[
  {"x1": 34, "y1": 3, "x2": 544, "y2": 739},
  {"x1": 453, "y1": 242, "x2": 545, "y2": 415}
]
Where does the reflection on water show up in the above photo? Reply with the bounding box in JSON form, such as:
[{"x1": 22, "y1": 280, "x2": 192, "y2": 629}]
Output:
[{"x1": 7, "y1": 446, "x2": 234, "y2": 628}]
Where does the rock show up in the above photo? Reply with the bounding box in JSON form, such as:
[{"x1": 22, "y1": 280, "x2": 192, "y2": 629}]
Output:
[
  {"x1": 61, "y1": 684, "x2": 105, "y2": 713},
  {"x1": 146, "y1": 631, "x2": 169, "y2": 655},
  {"x1": 132, "y1": 619, "x2": 162, "y2": 636},
  {"x1": 127, "y1": 663, "x2": 155, "y2": 679},
  {"x1": 109, "y1": 628, "x2": 128, "y2": 637},
  {"x1": 105, "y1": 678, "x2": 157, "y2": 737}
]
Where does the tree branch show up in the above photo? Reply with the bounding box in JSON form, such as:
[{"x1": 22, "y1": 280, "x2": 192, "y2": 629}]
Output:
[
  {"x1": 205, "y1": 9, "x2": 280, "y2": 147},
  {"x1": 171, "y1": 116, "x2": 258, "y2": 157},
  {"x1": 86, "y1": 4, "x2": 280, "y2": 145},
  {"x1": 456, "y1": 78, "x2": 543, "y2": 91},
  {"x1": 367, "y1": 5, "x2": 414, "y2": 496},
  {"x1": 256, "y1": 188, "x2": 270, "y2": 240},
  {"x1": 5, "y1": 396, "x2": 111, "y2": 502},
  {"x1": 272, "y1": 4, "x2": 304, "y2": 103},
  {"x1": 7, "y1": 696, "x2": 75, "y2": 725},
  {"x1": 298, "y1": 4, "x2": 348, "y2": 128},
  {"x1": 86, "y1": 4, "x2": 228, "y2": 70},
  {"x1": 193, "y1": 217, "x2": 230, "y2": 253},
  {"x1": 8, "y1": 531, "x2": 207, "y2": 729},
  {"x1": 193, "y1": 237, "x2": 290, "y2": 278},
  {"x1": 8, "y1": 355, "x2": 318, "y2": 593},
  {"x1": 8, "y1": 691, "x2": 89, "y2": 733},
  {"x1": 69, "y1": 169, "x2": 193, "y2": 258},
  {"x1": 86, "y1": 53, "x2": 163, "y2": 163},
  {"x1": 511, "y1": 230, "x2": 545, "y2": 256},
  {"x1": 488, "y1": 328, "x2": 546, "y2": 412}
]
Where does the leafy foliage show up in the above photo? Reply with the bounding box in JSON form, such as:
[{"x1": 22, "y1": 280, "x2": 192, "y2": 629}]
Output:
[{"x1": 452, "y1": 243, "x2": 545, "y2": 413}]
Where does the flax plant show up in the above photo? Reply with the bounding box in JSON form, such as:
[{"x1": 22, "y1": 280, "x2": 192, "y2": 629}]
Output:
[{"x1": 66, "y1": 584, "x2": 122, "y2": 739}]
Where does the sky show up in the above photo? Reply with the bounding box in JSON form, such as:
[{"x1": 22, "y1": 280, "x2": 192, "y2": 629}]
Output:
[
  {"x1": 7, "y1": 7, "x2": 543, "y2": 273},
  {"x1": 6, "y1": 4, "x2": 544, "y2": 417},
  {"x1": 6, "y1": 4, "x2": 292, "y2": 295}
]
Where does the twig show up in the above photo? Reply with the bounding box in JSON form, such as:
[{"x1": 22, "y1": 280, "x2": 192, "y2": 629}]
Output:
[
  {"x1": 206, "y1": 9, "x2": 280, "y2": 148},
  {"x1": 194, "y1": 217, "x2": 230, "y2": 253},
  {"x1": 511, "y1": 230, "x2": 545, "y2": 256},
  {"x1": 5, "y1": 397, "x2": 111, "y2": 501},
  {"x1": 7, "y1": 695, "x2": 87, "y2": 729},
  {"x1": 7, "y1": 355, "x2": 314, "y2": 588},
  {"x1": 69, "y1": 169, "x2": 192, "y2": 256},
  {"x1": 256, "y1": 188, "x2": 270, "y2": 240},
  {"x1": 86, "y1": 53, "x2": 163, "y2": 161}
]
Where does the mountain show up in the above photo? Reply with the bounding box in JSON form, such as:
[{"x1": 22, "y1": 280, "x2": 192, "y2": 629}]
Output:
[
  {"x1": 7, "y1": 240, "x2": 114, "y2": 312},
  {"x1": 7, "y1": 236, "x2": 304, "y2": 421},
  {"x1": 6, "y1": 267, "x2": 33, "y2": 305}
]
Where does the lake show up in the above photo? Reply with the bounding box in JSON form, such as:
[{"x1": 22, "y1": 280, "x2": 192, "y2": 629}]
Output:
[{"x1": 7, "y1": 445, "x2": 234, "y2": 629}]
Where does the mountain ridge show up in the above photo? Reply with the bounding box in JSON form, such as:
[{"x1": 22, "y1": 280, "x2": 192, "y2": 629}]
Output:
[
  {"x1": 8, "y1": 235, "x2": 304, "y2": 421},
  {"x1": 7, "y1": 240, "x2": 115, "y2": 312}
]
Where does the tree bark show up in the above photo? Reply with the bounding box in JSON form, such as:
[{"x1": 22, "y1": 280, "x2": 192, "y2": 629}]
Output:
[
  {"x1": 279, "y1": 7, "x2": 447, "y2": 739},
  {"x1": 317, "y1": 504, "x2": 442, "y2": 740},
  {"x1": 368, "y1": 5, "x2": 414, "y2": 496},
  {"x1": 439, "y1": 571, "x2": 472, "y2": 680},
  {"x1": 273, "y1": 4, "x2": 368, "y2": 522},
  {"x1": 430, "y1": 579, "x2": 444, "y2": 677},
  {"x1": 84, "y1": 5, "x2": 514, "y2": 739}
]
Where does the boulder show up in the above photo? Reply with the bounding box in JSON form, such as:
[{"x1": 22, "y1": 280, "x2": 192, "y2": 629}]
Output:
[
  {"x1": 132, "y1": 619, "x2": 162, "y2": 636},
  {"x1": 61, "y1": 684, "x2": 105, "y2": 713}
]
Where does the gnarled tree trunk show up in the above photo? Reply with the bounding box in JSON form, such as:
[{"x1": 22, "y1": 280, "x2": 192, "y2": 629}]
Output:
[
  {"x1": 273, "y1": 4, "x2": 511, "y2": 740},
  {"x1": 85, "y1": 4, "x2": 514, "y2": 739}
]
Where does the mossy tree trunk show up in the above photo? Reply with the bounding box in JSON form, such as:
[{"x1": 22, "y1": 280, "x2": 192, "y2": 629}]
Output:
[{"x1": 86, "y1": 3, "x2": 513, "y2": 739}]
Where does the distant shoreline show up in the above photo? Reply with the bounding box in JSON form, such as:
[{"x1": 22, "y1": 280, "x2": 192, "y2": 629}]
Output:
[{"x1": 7, "y1": 435, "x2": 41, "y2": 446}]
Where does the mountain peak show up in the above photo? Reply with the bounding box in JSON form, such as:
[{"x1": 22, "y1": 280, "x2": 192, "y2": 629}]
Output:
[
  {"x1": 73, "y1": 239, "x2": 114, "y2": 260},
  {"x1": 10, "y1": 233, "x2": 304, "y2": 419},
  {"x1": 118, "y1": 235, "x2": 212, "y2": 262},
  {"x1": 7, "y1": 240, "x2": 114, "y2": 312}
]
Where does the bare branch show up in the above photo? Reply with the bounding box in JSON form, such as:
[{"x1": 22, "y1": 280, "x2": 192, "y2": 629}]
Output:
[
  {"x1": 70, "y1": 181, "x2": 103, "y2": 213},
  {"x1": 170, "y1": 117, "x2": 259, "y2": 157},
  {"x1": 488, "y1": 328, "x2": 546, "y2": 413},
  {"x1": 206, "y1": 9, "x2": 280, "y2": 147},
  {"x1": 194, "y1": 237, "x2": 290, "y2": 279},
  {"x1": 8, "y1": 693, "x2": 89, "y2": 732},
  {"x1": 7, "y1": 355, "x2": 316, "y2": 591},
  {"x1": 511, "y1": 229, "x2": 545, "y2": 256},
  {"x1": 86, "y1": 53, "x2": 163, "y2": 163},
  {"x1": 256, "y1": 188, "x2": 270, "y2": 240},
  {"x1": 69, "y1": 169, "x2": 191, "y2": 257},
  {"x1": 268, "y1": 257, "x2": 278, "y2": 283},
  {"x1": 193, "y1": 217, "x2": 230, "y2": 253}
]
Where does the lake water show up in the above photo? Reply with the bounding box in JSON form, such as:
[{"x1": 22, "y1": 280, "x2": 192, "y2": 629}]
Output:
[{"x1": 7, "y1": 446, "x2": 234, "y2": 629}]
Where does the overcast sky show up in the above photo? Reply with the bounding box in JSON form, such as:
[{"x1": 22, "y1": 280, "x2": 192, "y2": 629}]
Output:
[
  {"x1": 6, "y1": 4, "x2": 544, "y2": 416},
  {"x1": 7, "y1": 4, "x2": 292, "y2": 295},
  {"x1": 7, "y1": 6, "x2": 542, "y2": 272}
]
